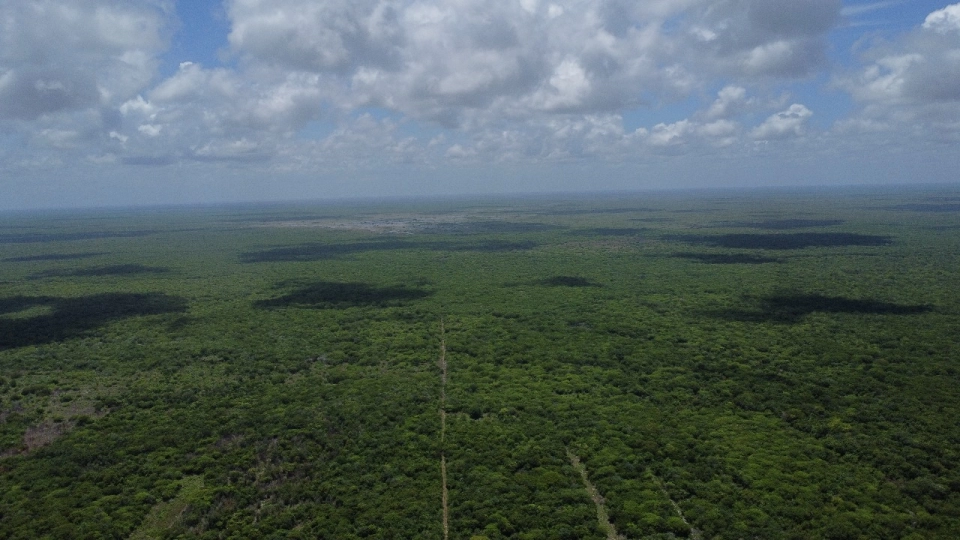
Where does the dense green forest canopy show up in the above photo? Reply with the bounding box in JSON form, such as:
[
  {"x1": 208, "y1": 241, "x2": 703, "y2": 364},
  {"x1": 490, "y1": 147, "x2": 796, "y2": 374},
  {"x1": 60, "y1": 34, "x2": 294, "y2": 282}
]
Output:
[{"x1": 1, "y1": 186, "x2": 958, "y2": 539}]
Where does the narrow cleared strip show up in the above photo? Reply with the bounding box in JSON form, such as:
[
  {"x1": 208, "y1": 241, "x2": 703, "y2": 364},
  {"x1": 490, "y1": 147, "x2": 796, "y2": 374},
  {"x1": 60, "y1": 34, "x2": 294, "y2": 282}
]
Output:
[
  {"x1": 439, "y1": 318, "x2": 449, "y2": 540},
  {"x1": 441, "y1": 454, "x2": 449, "y2": 540},
  {"x1": 567, "y1": 449, "x2": 625, "y2": 540},
  {"x1": 439, "y1": 317, "x2": 447, "y2": 442},
  {"x1": 650, "y1": 471, "x2": 702, "y2": 540}
]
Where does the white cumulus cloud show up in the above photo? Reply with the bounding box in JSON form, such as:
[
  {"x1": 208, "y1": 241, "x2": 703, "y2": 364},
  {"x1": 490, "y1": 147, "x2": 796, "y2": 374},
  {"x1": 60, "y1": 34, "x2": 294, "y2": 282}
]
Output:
[
  {"x1": 836, "y1": 2, "x2": 960, "y2": 144},
  {"x1": 221, "y1": 0, "x2": 840, "y2": 127},
  {"x1": 14, "y1": 0, "x2": 947, "y2": 193},
  {"x1": 0, "y1": 0, "x2": 171, "y2": 120},
  {"x1": 751, "y1": 104, "x2": 812, "y2": 140},
  {"x1": 683, "y1": 0, "x2": 840, "y2": 77},
  {"x1": 923, "y1": 4, "x2": 960, "y2": 34}
]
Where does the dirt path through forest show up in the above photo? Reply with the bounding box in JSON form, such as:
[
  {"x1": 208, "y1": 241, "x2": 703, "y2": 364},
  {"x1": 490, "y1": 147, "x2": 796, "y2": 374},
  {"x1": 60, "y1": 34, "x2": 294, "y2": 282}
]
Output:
[
  {"x1": 438, "y1": 318, "x2": 449, "y2": 540},
  {"x1": 567, "y1": 449, "x2": 625, "y2": 540},
  {"x1": 650, "y1": 471, "x2": 702, "y2": 540}
]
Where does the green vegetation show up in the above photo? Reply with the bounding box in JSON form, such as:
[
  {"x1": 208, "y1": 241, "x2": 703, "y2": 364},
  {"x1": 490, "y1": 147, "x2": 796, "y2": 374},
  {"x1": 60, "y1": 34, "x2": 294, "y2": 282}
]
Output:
[{"x1": 1, "y1": 186, "x2": 959, "y2": 538}]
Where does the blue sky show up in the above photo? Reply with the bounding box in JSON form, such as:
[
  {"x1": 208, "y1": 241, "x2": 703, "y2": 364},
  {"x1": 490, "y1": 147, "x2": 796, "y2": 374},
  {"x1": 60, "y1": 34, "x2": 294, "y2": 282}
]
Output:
[
  {"x1": 161, "y1": 1, "x2": 232, "y2": 77},
  {"x1": 2, "y1": 0, "x2": 960, "y2": 209}
]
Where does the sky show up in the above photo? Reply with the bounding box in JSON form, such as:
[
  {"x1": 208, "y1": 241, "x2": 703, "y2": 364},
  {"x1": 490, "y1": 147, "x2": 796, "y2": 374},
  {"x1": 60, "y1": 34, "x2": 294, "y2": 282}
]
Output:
[{"x1": 1, "y1": 0, "x2": 959, "y2": 210}]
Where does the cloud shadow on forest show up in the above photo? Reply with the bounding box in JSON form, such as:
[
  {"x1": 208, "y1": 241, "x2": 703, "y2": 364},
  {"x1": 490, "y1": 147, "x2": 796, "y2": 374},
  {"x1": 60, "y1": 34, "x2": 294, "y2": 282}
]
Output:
[
  {"x1": 537, "y1": 207, "x2": 655, "y2": 216},
  {"x1": 672, "y1": 252, "x2": 781, "y2": 264},
  {"x1": 0, "y1": 293, "x2": 188, "y2": 350},
  {"x1": 241, "y1": 238, "x2": 538, "y2": 263},
  {"x1": 421, "y1": 221, "x2": 562, "y2": 234},
  {"x1": 721, "y1": 219, "x2": 845, "y2": 230},
  {"x1": 708, "y1": 293, "x2": 932, "y2": 323},
  {"x1": 0, "y1": 231, "x2": 160, "y2": 244},
  {"x1": 887, "y1": 203, "x2": 960, "y2": 213},
  {"x1": 226, "y1": 213, "x2": 345, "y2": 223},
  {"x1": 630, "y1": 217, "x2": 673, "y2": 223},
  {"x1": 30, "y1": 264, "x2": 170, "y2": 279},
  {"x1": 537, "y1": 276, "x2": 601, "y2": 287},
  {"x1": 568, "y1": 228, "x2": 648, "y2": 237},
  {"x1": 504, "y1": 275, "x2": 602, "y2": 288},
  {"x1": 669, "y1": 232, "x2": 892, "y2": 250},
  {"x1": 3, "y1": 252, "x2": 108, "y2": 262},
  {"x1": 255, "y1": 281, "x2": 432, "y2": 309}
]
